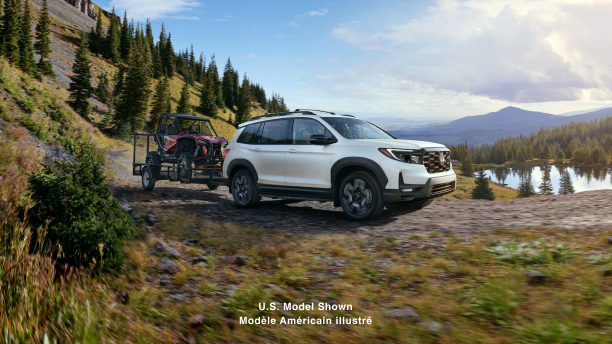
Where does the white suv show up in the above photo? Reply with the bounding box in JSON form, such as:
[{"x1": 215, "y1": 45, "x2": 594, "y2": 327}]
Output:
[{"x1": 222, "y1": 110, "x2": 456, "y2": 221}]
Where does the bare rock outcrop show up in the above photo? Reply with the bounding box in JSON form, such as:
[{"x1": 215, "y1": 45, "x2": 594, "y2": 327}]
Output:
[{"x1": 64, "y1": 0, "x2": 97, "y2": 20}]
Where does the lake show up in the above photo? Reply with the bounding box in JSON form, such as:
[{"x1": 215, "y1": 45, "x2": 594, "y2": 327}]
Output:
[{"x1": 483, "y1": 166, "x2": 612, "y2": 195}]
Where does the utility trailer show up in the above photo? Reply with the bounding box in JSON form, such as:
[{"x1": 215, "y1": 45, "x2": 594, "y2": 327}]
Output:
[{"x1": 132, "y1": 113, "x2": 229, "y2": 191}]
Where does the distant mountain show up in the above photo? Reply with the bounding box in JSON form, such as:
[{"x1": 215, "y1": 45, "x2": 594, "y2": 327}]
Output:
[
  {"x1": 388, "y1": 106, "x2": 612, "y2": 146},
  {"x1": 558, "y1": 103, "x2": 612, "y2": 116}
]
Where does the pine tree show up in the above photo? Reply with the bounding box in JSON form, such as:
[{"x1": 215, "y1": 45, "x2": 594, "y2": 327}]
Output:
[
  {"x1": 33, "y1": 0, "x2": 54, "y2": 77},
  {"x1": 200, "y1": 73, "x2": 217, "y2": 119},
  {"x1": 90, "y1": 8, "x2": 103, "y2": 54},
  {"x1": 222, "y1": 57, "x2": 235, "y2": 108},
  {"x1": 19, "y1": 0, "x2": 38, "y2": 78},
  {"x1": 120, "y1": 12, "x2": 130, "y2": 59},
  {"x1": 105, "y1": 8, "x2": 120, "y2": 63},
  {"x1": 460, "y1": 143, "x2": 474, "y2": 176},
  {"x1": 145, "y1": 20, "x2": 154, "y2": 56},
  {"x1": 177, "y1": 82, "x2": 191, "y2": 114},
  {"x1": 101, "y1": 100, "x2": 114, "y2": 129},
  {"x1": 113, "y1": 63, "x2": 125, "y2": 98},
  {"x1": 517, "y1": 174, "x2": 536, "y2": 198},
  {"x1": 3, "y1": 0, "x2": 22, "y2": 64},
  {"x1": 471, "y1": 169, "x2": 495, "y2": 200},
  {"x1": 558, "y1": 168, "x2": 575, "y2": 195},
  {"x1": 149, "y1": 75, "x2": 170, "y2": 130},
  {"x1": 164, "y1": 32, "x2": 174, "y2": 78},
  {"x1": 538, "y1": 166, "x2": 554, "y2": 195},
  {"x1": 68, "y1": 32, "x2": 92, "y2": 117},
  {"x1": 235, "y1": 74, "x2": 251, "y2": 125},
  {"x1": 116, "y1": 36, "x2": 152, "y2": 134},
  {"x1": 95, "y1": 73, "x2": 111, "y2": 103},
  {"x1": 233, "y1": 69, "x2": 239, "y2": 105}
]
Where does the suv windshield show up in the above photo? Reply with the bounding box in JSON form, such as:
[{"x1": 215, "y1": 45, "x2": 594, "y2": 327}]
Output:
[
  {"x1": 177, "y1": 119, "x2": 215, "y2": 136},
  {"x1": 322, "y1": 117, "x2": 395, "y2": 140}
]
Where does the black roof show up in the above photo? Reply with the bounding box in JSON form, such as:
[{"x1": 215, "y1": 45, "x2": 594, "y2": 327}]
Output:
[{"x1": 160, "y1": 113, "x2": 210, "y2": 122}]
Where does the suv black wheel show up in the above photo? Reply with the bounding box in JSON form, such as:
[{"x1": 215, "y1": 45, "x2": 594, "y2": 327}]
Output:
[
  {"x1": 231, "y1": 170, "x2": 260, "y2": 207},
  {"x1": 178, "y1": 152, "x2": 193, "y2": 179},
  {"x1": 207, "y1": 183, "x2": 219, "y2": 190},
  {"x1": 142, "y1": 166, "x2": 156, "y2": 191},
  {"x1": 340, "y1": 171, "x2": 384, "y2": 221}
]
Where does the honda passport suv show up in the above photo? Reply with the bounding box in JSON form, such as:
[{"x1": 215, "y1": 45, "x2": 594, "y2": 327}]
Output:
[{"x1": 222, "y1": 109, "x2": 456, "y2": 221}]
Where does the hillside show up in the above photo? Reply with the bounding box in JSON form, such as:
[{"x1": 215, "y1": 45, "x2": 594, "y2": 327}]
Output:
[{"x1": 388, "y1": 106, "x2": 612, "y2": 146}]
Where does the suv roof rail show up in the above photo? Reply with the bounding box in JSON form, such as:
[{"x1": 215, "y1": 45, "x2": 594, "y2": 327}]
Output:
[{"x1": 246, "y1": 109, "x2": 354, "y2": 123}]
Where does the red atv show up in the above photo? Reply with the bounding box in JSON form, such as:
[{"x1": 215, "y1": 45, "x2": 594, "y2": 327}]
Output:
[{"x1": 133, "y1": 113, "x2": 229, "y2": 191}]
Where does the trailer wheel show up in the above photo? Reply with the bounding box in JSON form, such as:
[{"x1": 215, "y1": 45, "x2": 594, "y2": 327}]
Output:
[
  {"x1": 207, "y1": 183, "x2": 219, "y2": 190},
  {"x1": 142, "y1": 166, "x2": 156, "y2": 191}
]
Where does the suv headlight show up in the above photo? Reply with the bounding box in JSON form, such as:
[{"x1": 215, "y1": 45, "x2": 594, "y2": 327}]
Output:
[{"x1": 378, "y1": 148, "x2": 423, "y2": 164}]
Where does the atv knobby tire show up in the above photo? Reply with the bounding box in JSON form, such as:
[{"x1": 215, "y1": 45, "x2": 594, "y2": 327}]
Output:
[{"x1": 178, "y1": 152, "x2": 193, "y2": 179}]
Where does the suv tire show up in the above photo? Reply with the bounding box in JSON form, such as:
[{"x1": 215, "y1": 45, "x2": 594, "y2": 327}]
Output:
[
  {"x1": 231, "y1": 169, "x2": 260, "y2": 208},
  {"x1": 142, "y1": 166, "x2": 156, "y2": 191},
  {"x1": 339, "y1": 171, "x2": 384, "y2": 221}
]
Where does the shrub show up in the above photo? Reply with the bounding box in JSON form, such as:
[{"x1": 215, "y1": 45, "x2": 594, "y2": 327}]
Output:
[
  {"x1": 464, "y1": 282, "x2": 520, "y2": 325},
  {"x1": 485, "y1": 240, "x2": 578, "y2": 266},
  {"x1": 28, "y1": 140, "x2": 139, "y2": 271},
  {"x1": 515, "y1": 320, "x2": 604, "y2": 344}
]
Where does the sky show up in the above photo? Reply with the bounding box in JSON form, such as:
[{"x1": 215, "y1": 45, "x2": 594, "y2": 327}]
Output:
[{"x1": 95, "y1": 0, "x2": 612, "y2": 120}]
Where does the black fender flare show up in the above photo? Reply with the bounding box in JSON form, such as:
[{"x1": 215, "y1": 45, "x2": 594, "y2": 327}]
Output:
[
  {"x1": 226, "y1": 159, "x2": 259, "y2": 192},
  {"x1": 331, "y1": 157, "x2": 388, "y2": 206}
]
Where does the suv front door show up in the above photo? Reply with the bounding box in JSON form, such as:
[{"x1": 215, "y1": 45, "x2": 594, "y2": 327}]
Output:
[
  {"x1": 248, "y1": 119, "x2": 290, "y2": 190},
  {"x1": 285, "y1": 118, "x2": 335, "y2": 195}
]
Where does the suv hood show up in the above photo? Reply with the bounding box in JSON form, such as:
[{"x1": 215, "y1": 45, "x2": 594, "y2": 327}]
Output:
[{"x1": 353, "y1": 139, "x2": 447, "y2": 150}]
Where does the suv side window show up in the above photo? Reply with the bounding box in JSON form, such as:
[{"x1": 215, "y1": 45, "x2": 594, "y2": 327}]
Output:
[
  {"x1": 258, "y1": 119, "x2": 290, "y2": 144},
  {"x1": 236, "y1": 123, "x2": 261, "y2": 144},
  {"x1": 291, "y1": 119, "x2": 333, "y2": 144}
]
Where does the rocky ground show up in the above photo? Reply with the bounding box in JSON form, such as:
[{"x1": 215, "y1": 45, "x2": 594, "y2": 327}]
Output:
[{"x1": 109, "y1": 150, "x2": 612, "y2": 238}]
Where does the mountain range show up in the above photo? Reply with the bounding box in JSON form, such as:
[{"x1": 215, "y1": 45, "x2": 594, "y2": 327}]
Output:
[{"x1": 382, "y1": 106, "x2": 612, "y2": 146}]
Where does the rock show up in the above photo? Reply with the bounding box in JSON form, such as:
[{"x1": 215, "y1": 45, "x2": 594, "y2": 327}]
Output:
[
  {"x1": 223, "y1": 254, "x2": 249, "y2": 266},
  {"x1": 121, "y1": 203, "x2": 133, "y2": 213},
  {"x1": 608, "y1": 236, "x2": 612, "y2": 245},
  {"x1": 189, "y1": 314, "x2": 205, "y2": 332},
  {"x1": 64, "y1": 0, "x2": 98, "y2": 20},
  {"x1": 160, "y1": 277, "x2": 172, "y2": 286},
  {"x1": 158, "y1": 258, "x2": 178, "y2": 272},
  {"x1": 146, "y1": 214, "x2": 158, "y2": 225},
  {"x1": 387, "y1": 307, "x2": 420, "y2": 322},
  {"x1": 169, "y1": 293, "x2": 189, "y2": 302},
  {"x1": 132, "y1": 215, "x2": 143, "y2": 223},
  {"x1": 602, "y1": 267, "x2": 612, "y2": 276},
  {"x1": 150, "y1": 241, "x2": 182, "y2": 258},
  {"x1": 144, "y1": 226, "x2": 153, "y2": 233},
  {"x1": 526, "y1": 270, "x2": 547, "y2": 283},
  {"x1": 188, "y1": 256, "x2": 209, "y2": 265},
  {"x1": 420, "y1": 321, "x2": 442, "y2": 336},
  {"x1": 117, "y1": 291, "x2": 129, "y2": 305}
]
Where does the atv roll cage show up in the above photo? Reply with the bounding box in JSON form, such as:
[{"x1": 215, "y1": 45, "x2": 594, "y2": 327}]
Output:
[{"x1": 132, "y1": 113, "x2": 227, "y2": 190}]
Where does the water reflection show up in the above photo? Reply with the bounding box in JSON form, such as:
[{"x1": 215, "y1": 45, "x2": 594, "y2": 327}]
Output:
[{"x1": 485, "y1": 166, "x2": 612, "y2": 195}]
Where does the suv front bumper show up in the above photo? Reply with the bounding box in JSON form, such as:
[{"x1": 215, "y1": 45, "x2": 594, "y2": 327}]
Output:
[{"x1": 382, "y1": 173, "x2": 456, "y2": 205}]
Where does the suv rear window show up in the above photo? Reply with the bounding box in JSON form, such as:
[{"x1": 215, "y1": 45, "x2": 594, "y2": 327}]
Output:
[
  {"x1": 237, "y1": 123, "x2": 261, "y2": 144},
  {"x1": 258, "y1": 119, "x2": 290, "y2": 144}
]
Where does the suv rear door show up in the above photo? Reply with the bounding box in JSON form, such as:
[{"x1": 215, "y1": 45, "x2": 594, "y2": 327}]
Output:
[{"x1": 247, "y1": 119, "x2": 291, "y2": 189}]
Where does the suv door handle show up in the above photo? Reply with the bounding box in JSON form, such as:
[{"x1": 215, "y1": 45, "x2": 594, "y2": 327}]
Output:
[
  {"x1": 254, "y1": 148, "x2": 261, "y2": 152},
  {"x1": 287, "y1": 149, "x2": 297, "y2": 153}
]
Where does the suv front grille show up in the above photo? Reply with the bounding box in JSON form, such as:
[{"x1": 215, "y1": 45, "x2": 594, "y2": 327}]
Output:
[
  {"x1": 430, "y1": 181, "x2": 455, "y2": 197},
  {"x1": 423, "y1": 151, "x2": 451, "y2": 174}
]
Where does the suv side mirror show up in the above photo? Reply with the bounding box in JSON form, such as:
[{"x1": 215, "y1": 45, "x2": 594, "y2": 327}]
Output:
[{"x1": 309, "y1": 134, "x2": 335, "y2": 145}]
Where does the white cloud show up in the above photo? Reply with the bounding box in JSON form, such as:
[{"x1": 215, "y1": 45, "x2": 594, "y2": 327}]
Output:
[
  {"x1": 297, "y1": 8, "x2": 329, "y2": 18},
  {"x1": 246, "y1": 53, "x2": 257, "y2": 59},
  {"x1": 328, "y1": 0, "x2": 612, "y2": 103},
  {"x1": 214, "y1": 18, "x2": 228, "y2": 21},
  {"x1": 108, "y1": 0, "x2": 201, "y2": 21}
]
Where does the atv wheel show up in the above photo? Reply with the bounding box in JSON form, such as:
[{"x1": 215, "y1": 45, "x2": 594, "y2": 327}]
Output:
[
  {"x1": 178, "y1": 152, "x2": 194, "y2": 179},
  {"x1": 231, "y1": 169, "x2": 260, "y2": 207},
  {"x1": 142, "y1": 166, "x2": 156, "y2": 191},
  {"x1": 207, "y1": 183, "x2": 219, "y2": 190}
]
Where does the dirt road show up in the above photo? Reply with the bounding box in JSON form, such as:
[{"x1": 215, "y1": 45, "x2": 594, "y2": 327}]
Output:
[{"x1": 110, "y1": 151, "x2": 612, "y2": 238}]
